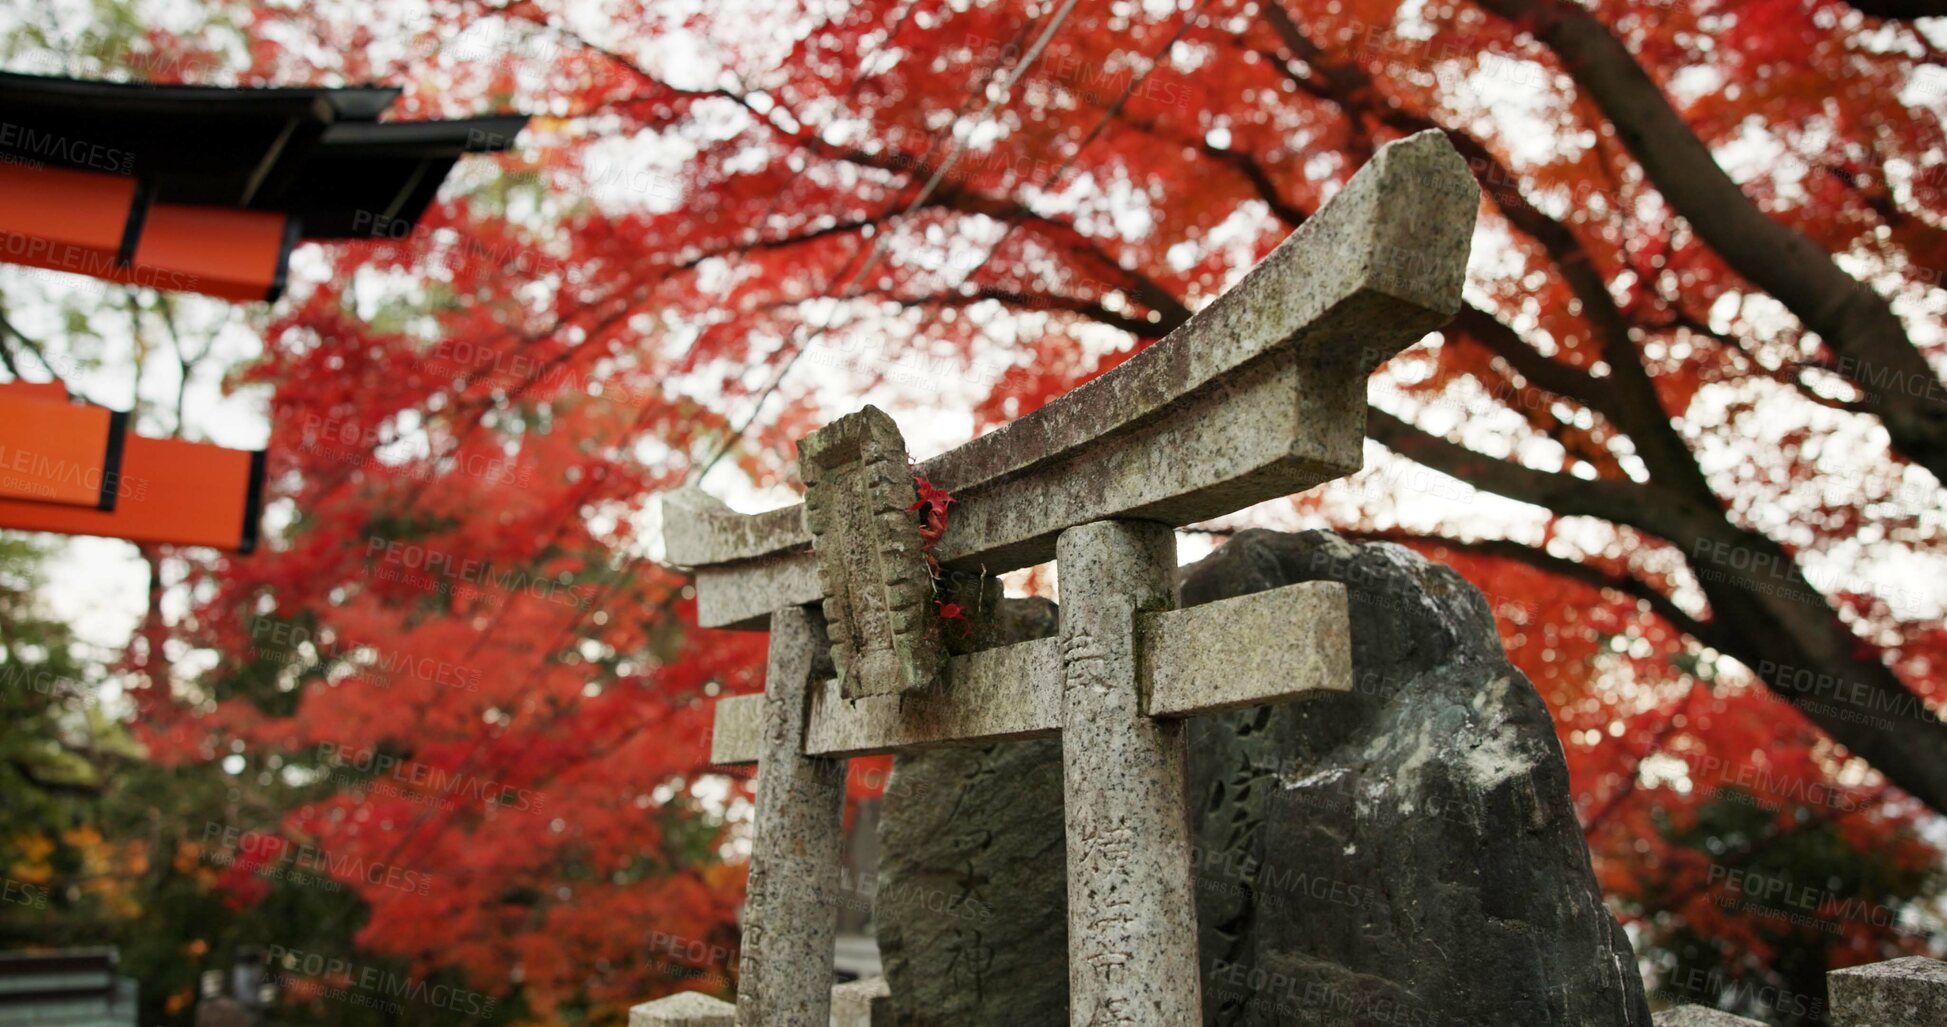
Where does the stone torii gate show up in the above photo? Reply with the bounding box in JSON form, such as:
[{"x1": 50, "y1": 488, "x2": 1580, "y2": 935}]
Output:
[{"x1": 638, "y1": 130, "x2": 1478, "y2": 1027}]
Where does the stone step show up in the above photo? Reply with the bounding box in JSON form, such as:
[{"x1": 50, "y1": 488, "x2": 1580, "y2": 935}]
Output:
[
  {"x1": 1653, "y1": 1006, "x2": 1765, "y2": 1026},
  {"x1": 628, "y1": 991, "x2": 733, "y2": 1027},
  {"x1": 830, "y1": 976, "x2": 892, "y2": 1026},
  {"x1": 1828, "y1": 956, "x2": 1947, "y2": 1027},
  {"x1": 627, "y1": 976, "x2": 891, "y2": 1027}
]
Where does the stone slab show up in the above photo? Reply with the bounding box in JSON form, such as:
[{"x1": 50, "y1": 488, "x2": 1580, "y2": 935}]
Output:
[
  {"x1": 707, "y1": 693, "x2": 764, "y2": 766},
  {"x1": 1652, "y1": 1007, "x2": 1765, "y2": 1026},
  {"x1": 661, "y1": 488, "x2": 805, "y2": 568},
  {"x1": 710, "y1": 636, "x2": 1061, "y2": 765},
  {"x1": 928, "y1": 127, "x2": 1473, "y2": 493},
  {"x1": 829, "y1": 977, "x2": 892, "y2": 1027},
  {"x1": 805, "y1": 635, "x2": 1063, "y2": 759},
  {"x1": 928, "y1": 347, "x2": 1354, "y2": 573},
  {"x1": 1828, "y1": 956, "x2": 1947, "y2": 1027},
  {"x1": 1142, "y1": 580, "x2": 1350, "y2": 718},
  {"x1": 629, "y1": 992, "x2": 736, "y2": 1027},
  {"x1": 710, "y1": 581, "x2": 1359, "y2": 763},
  {"x1": 799, "y1": 405, "x2": 945, "y2": 698},
  {"x1": 687, "y1": 353, "x2": 1334, "y2": 629},
  {"x1": 694, "y1": 550, "x2": 822, "y2": 632}
]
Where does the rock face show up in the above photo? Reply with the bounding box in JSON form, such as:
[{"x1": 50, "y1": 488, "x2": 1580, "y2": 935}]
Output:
[
  {"x1": 1185, "y1": 530, "x2": 1648, "y2": 1027},
  {"x1": 876, "y1": 529, "x2": 1649, "y2": 1026}
]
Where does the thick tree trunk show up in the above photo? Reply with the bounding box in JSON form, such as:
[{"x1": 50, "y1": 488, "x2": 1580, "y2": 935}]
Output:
[
  {"x1": 139, "y1": 548, "x2": 171, "y2": 699},
  {"x1": 1472, "y1": 0, "x2": 1947, "y2": 484}
]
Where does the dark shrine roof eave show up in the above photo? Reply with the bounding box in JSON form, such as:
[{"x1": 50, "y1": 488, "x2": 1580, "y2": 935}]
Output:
[
  {"x1": 0, "y1": 68, "x2": 403, "y2": 122},
  {"x1": 0, "y1": 69, "x2": 528, "y2": 238}
]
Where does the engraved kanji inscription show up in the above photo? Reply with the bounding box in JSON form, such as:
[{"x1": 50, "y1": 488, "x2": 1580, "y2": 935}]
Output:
[{"x1": 799, "y1": 405, "x2": 947, "y2": 698}]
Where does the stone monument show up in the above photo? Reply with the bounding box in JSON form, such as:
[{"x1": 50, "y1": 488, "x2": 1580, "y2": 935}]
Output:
[{"x1": 643, "y1": 129, "x2": 1479, "y2": 1026}]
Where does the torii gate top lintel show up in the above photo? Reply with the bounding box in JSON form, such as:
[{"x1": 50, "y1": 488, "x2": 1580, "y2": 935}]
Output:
[{"x1": 663, "y1": 128, "x2": 1478, "y2": 630}]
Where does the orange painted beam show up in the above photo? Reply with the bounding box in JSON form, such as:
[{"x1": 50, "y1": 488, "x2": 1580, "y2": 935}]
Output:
[
  {"x1": 0, "y1": 163, "x2": 294, "y2": 302},
  {"x1": 0, "y1": 386, "x2": 127, "y2": 509},
  {"x1": 132, "y1": 203, "x2": 294, "y2": 303},
  {"x1": 0, "y1": 161, "x2": 139, "y2": 285},
  {"x1": 0, "y1": 434, "x2": 266, "y2": 552}
]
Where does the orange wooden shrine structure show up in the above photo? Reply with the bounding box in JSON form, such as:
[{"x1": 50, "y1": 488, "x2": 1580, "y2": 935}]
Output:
[{"x1": 0, "y1": 71, "x2": 525, "y2": 550}]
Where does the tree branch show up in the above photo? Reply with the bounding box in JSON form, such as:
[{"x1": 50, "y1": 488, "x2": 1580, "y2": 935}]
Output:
[
  {"x1": 1263, "y1": 4, "x2": 1713, "y2": 498},
  {"x1": 882, "y1": 288, "x2": 1166, "y2": 339},
  {"x1": 1351, "y1": 529, "x2": 1720, "y2": 647},
  {"x1": 1451, "y1": 303, "x2": 1620, "y2": 418},
  {"x1": 1472, "y1": 0, "x2": 1947, "y2": 481},
  {"x1": 1365, "y1": 406, "x2": 1669, "y2": 530}
]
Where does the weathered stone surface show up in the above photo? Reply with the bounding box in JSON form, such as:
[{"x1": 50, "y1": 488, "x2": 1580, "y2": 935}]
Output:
[
  {"x1": 710, "y1": 693, "x2": 764, "y2": 766},
  {"x1": 1652, "y1": 1007, "x2": 1766, "y2": 1026},
  {"x1": 877, "y1": 529, "x2": 1650, "y2": 1026},
  {"x1": 800, "y1": 405, "x2": 945, "y2": 698},
  {"x1": 710, "y1": 635, "x2": 1059, "y2": 767},
  {"x1": 830, "y1": 976, "x2": 893, "y2": 1027},
  {"x1": 1827, "y1": 956, "x2": 1947, "y2": 1026},
  {"x1": 695, "y1": 546, "x2": 823, "y2": 632},
  {"x1": 803, "y1": 637, "x2": 1061, "y2": 759},
  {"x1": 660, "y1": 487, "x2": 805, "y2": 568},
  {"x1": 877, "y1": 597, "x2": 1070, "y2": 1027},
  {"x1": 661, "y1": 130, "x2": 1480, "y2": 629},
  {"x1": 1057, "y1": 520, "x2": 1201, "y2": 1026},
  {"x1": 669, "y1": 127, "x2": 1492, "y2": 1024},
  {"x1": 630, "y1": 991, "x2": 736, "y2": 1027},
  {"x1": 710, "y1": 580, "x2": 1351, "y2": 764},
  {"x1": 1184, "y1": 529, "x2": 1646, "y2": 1027},
  {"x1": 738, "y1": 607, "x2": 845, "y2": 1027},
  {"x1": 1141, "y1": 580, "x2": 1349, "y2": 718}
]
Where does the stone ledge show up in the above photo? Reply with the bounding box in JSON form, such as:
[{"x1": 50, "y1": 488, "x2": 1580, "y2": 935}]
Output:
[
  {"x1": 628, "y1": 991, "x2": 734, "y2": 1027},
  {"x1": 1829, "y1": 956, "x2": 1947, "y2": 1027},
  {"x1": 627, "y1": 979, "x2": 894, "y2": 1027},
  {"x1": 1653, "y1": 1006, "x2": 1765, "y2": 1026},
  {"x1": 831, "y1": 976, "x2": 892, "y2": 1027}
]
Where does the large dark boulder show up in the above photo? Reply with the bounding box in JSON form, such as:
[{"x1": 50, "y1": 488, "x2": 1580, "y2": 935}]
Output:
[
  {"x1": 877, "y1": 530, "x2": 1649, "y2": 1026},
  {"x1": 1183, "y1": 529, "x2": 1647, "y2": 1026}
]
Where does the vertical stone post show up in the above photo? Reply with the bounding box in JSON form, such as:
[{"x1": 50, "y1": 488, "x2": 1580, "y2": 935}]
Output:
[
  {"x1": 737, "y1": 605, "x2": 845, "y2": 1027},
  {"x1": 1055, "y1": 520, "x2": 1200, "y2": 1026}
]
